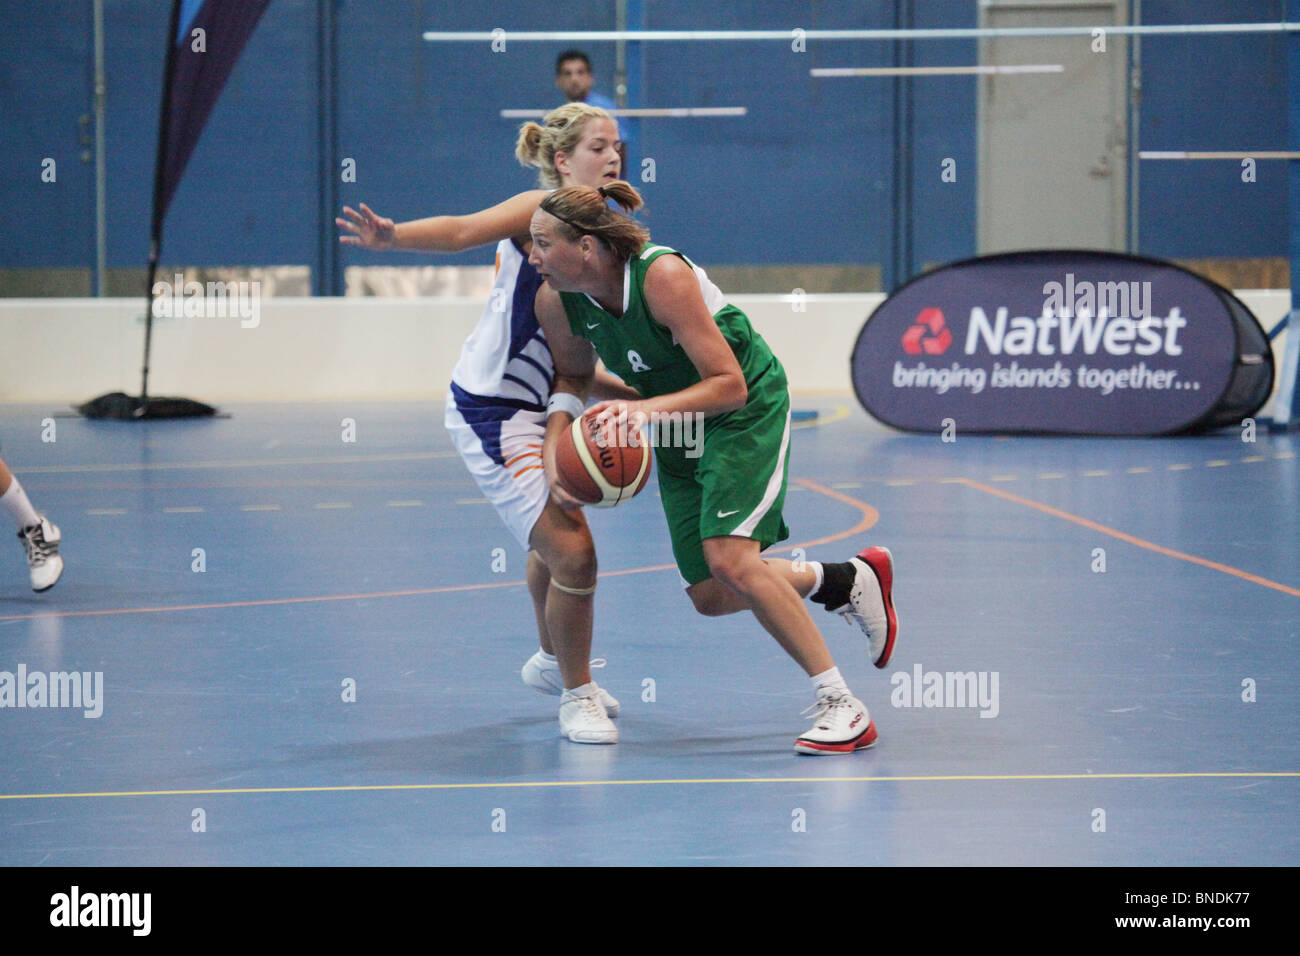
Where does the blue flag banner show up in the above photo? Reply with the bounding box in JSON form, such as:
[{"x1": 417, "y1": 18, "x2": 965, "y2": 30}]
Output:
[
  {"x1": 154, "y1": 0, "x2": 272, "y2": 229},
  {"x1": 118, "y1": 0, "x2": 272, "y2": 414}
]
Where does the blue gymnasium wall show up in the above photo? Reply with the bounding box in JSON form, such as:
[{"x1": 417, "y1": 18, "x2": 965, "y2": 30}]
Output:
[
  {"x1": 1138, "y1": 0, "x2": 1289, "y2": 259},
  {"x1": 0, "y1": 0, "x2": 1288, "y2": 290}
]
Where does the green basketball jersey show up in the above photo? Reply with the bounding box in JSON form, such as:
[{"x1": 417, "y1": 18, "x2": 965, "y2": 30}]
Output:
[
  {"x1": 561, "y1": 244, "x2": 794, "y2": 573},
  {"x1": 560, "y1": 243, "x2": 782, "y2": 409}
]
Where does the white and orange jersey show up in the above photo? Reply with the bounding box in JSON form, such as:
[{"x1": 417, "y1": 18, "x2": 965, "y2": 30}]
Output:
[{"x1": 449, "y1": 237, "x2": 554, "y2": 421}]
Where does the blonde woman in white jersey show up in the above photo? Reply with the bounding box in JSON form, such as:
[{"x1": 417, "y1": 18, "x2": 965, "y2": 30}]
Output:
[{"x1": 338, "y1": 104, "x2": 637, "y2": 744}]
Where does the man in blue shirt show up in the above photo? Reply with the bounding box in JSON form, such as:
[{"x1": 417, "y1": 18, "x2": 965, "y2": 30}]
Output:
[
  {"x1": 555, "y1": 50, "x2": 616, "y2": 112},
  {"x1": 554, "y1": 50, "x2": 632, "y2": 168}
]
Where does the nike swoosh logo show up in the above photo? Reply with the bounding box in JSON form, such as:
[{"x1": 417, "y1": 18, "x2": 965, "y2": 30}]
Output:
[
  {"x1": 586, "y1": 322, "x2": 600, "y2": 329},
  {"x1": 717, "y1": 509, "x2": 739, "y2": 518}
]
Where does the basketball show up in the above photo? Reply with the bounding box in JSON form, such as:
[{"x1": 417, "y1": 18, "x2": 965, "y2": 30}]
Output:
[{"x1": 554, "y1": 409, "x2": 652, "y2": 508}]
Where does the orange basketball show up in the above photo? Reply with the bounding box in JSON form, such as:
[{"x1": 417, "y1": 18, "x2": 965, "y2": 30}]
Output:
[{"x1": 554, "y1": 409, "x2": 653, "y2": 508}]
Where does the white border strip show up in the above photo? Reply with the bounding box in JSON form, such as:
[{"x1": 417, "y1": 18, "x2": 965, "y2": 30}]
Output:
[
  {"x1": 425, "y1": 23, "x2": 1300, "y2": 42},
  {"x1": 732, "y1": 401, "x2": 793, "y2": 540},
  {"x1": 1140, "y1": 150, "x2": 1300, "y2": 160},
  {"x1": 500, "y1": 107, "x2": 747, "y2": 118},
  {"x1": 812, "y1": 64, "x2": 1064, "y2": 77}
]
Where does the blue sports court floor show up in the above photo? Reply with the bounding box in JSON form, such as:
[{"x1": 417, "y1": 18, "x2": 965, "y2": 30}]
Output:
[{"x1": 0, "y1": 400, "x2": 1296, "y2": 865}]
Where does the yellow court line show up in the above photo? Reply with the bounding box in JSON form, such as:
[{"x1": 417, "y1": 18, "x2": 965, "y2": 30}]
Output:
[
  {"x1": 2, "y1": 771, "x2": 1295, "y2": 802},
  {"x1": 958, "y1": 478, "x2": 1300, "y2": 597}
]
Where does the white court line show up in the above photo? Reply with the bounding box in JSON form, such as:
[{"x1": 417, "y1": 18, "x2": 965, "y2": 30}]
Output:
[
  {"x1": 500, "y1": 107, "x2": 746, "y2": 118},
  {"x1": 424, "y1": 24, "x2": 1300, "y2": 42},
  {"x1": 13, "y1": 451, "x2": 455, "y2": 475},
  {"x1": 1141, "y1": 151, "x2": 1300, "y2": 160},
  {"x1": 813, "y1": 64, "x2": 1063, "y2": 77}
]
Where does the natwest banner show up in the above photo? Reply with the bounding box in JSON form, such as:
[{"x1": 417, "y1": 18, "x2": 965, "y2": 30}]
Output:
[{"x1": 851, "y1": 251, "x2": 1273, "y2": 435}]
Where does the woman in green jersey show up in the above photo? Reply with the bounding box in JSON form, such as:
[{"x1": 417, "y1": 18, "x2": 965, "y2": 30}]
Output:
[{"x1": 530, "y1": 181, "x2": 899, "y2": 754}]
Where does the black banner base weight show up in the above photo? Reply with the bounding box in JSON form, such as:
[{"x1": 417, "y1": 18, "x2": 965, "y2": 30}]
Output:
[{"x1": 76, "y1": 392, "x2": 217, "y2": 420}]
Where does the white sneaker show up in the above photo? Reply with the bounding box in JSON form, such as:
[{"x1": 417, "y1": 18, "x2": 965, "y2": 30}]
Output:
[
  {"x1": 522, "y1": 651, "x2": 620, "y2": 716},
  {"x1": 18, "y1": 516, "x2": 63, "y2": 593},
  {"x1": 558, "y1": 689, "x2": 619, "y2": 744},
  {"x1": 829, "y1": 546, "x2": 898, "y2": 668},
  {"x1": 794, "y1": 688, "x2": 877, "y2": 755}
]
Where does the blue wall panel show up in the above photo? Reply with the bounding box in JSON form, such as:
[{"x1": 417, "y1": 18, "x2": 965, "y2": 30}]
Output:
[
  {"x1": 0, "y1": 0, "x2": 97, "y2": 267},
  {"x1": 1138, "y1": 0, "x2": 1288, "y2": 259},
  {"x1": 0, "y1": 1, "x2": 1289, "y2": 282}
]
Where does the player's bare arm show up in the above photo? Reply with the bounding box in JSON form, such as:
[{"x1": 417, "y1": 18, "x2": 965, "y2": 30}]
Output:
[
  {"x1": 337, "y1": 189, "x2": 549, "y2": 253},
  {"x1": 638, "y1": 254, "x2": 747, "y2": 417}
]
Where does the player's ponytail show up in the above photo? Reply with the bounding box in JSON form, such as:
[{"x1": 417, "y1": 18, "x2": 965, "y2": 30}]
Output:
[
  {"x1": 514, "y1": 122, "x2": 545, "y2": 171},
  {"x1": 595, "y1": 181, "x2": 643, "y2": 215},
  {"x1": 540, "y1": 181, "x2": 650, "y2": 263},
  {"x1": 515, "y1": 102, "x2": 614, "y2": 189}
]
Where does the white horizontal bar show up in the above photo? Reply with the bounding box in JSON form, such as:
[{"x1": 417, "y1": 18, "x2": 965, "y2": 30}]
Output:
[
  {"x1": 812, "y1": 64, "x2": 1064, "y2": 77},
  {"x1": 424, "y1": 23, "x2": 1300, "y2": 42},
  {"x1": 1140, "y1": 150, "x2": 1300, "y2": 160},
  {"x1": 499, "y1": 107, "x2": 747, "y2": 118}
]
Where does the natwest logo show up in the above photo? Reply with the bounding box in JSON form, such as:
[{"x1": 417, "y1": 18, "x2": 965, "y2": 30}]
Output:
[
  {"x1": 963, "y1": 306, "x2": 1188, "y2": 357},
  {"x1": 901, "y1": 307, "x2": 952, "y2": 355}
]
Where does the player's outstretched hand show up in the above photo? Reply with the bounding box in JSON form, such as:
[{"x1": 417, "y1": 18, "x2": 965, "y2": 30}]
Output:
[{"x1": 337, "y1": 203, "x2": 396, "y2": 250}]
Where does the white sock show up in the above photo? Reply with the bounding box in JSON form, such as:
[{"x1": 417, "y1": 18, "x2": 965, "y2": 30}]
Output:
[
  {"x1": 0, "y1": 478, "x2": 40, "y2": 531},
  {"x1": 537, "y1": 650, "x2": 558, "y2": 665},
  {"x1": 810, "y1": 666, "x2": 849, "y2": 695},
  {"x1": 565, "y1": 680, "x2": 598, "y2": 697},
  {"x1": 806, "y1": 560, "x2": 824, "y2": 598}
]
